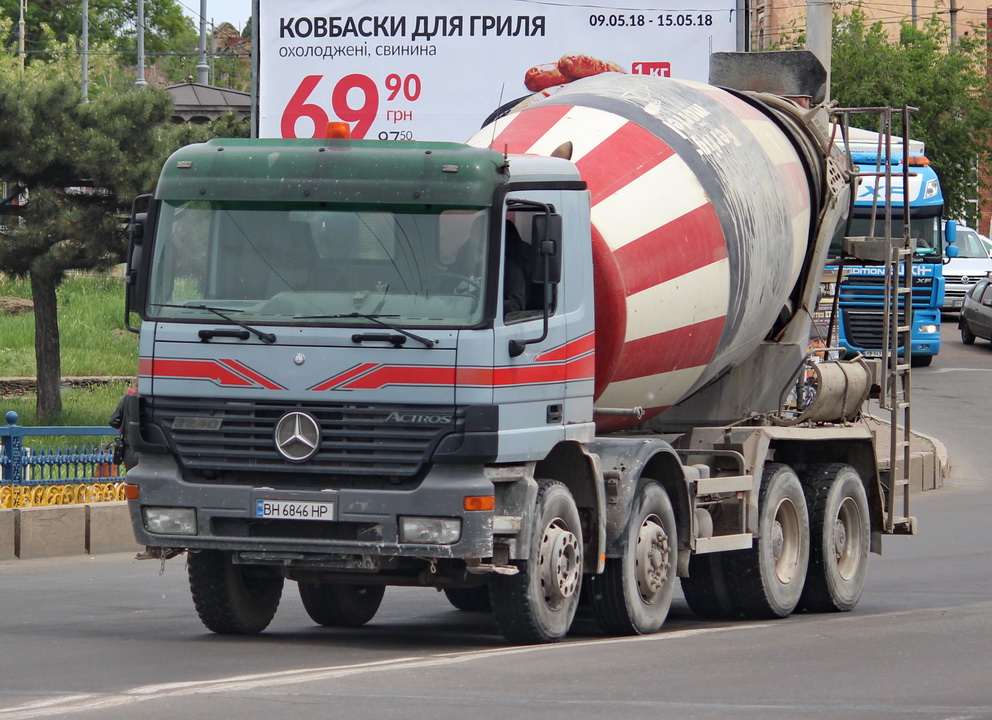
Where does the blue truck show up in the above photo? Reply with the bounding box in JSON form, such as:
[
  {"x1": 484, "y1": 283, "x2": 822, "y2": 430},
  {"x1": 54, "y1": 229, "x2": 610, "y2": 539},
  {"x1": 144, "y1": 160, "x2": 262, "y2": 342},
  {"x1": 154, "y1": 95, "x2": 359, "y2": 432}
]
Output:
[{"x1": 828, "y1": 145, "x2": 950, "y2": 367}]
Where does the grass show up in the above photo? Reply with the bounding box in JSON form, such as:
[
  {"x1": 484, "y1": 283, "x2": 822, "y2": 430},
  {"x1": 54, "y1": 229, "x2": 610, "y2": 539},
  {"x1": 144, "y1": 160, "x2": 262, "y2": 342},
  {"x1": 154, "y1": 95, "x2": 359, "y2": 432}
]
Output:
[{"x1": 1, "y1": 271, "x2": 137, "y2": 427}]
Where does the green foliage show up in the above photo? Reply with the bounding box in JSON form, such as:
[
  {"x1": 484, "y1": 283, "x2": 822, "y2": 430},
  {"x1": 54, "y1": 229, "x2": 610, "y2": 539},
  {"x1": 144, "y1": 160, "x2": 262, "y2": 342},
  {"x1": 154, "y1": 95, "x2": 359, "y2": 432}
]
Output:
[
  {"x1": 779, "y1": 8, "x2": 992, "y2": 222},
  {"x1": 3, "y1": 380, "x2": 133, "y2": 428},
  {"x1": 1, "y1": 0, "x2": 196, "y2": 64}
]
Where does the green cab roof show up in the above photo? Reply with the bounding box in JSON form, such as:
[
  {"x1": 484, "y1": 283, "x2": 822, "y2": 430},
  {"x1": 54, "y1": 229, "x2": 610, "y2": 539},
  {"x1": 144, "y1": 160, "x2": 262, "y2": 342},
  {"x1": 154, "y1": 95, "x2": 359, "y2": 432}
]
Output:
[{"x1": 156, "y1": 138, "x2": 508, "y2": 208}]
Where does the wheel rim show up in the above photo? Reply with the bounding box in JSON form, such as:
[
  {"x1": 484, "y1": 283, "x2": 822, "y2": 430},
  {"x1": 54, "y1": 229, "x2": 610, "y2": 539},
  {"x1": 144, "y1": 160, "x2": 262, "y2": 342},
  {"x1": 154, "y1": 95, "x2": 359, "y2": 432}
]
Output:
[
  {"x1": 770, "y1": 497, "x2": 802, "y2": 584},
  {"x1": 538, "y1": 518, "x2": 581, "y2": 610},
  {"x1": 834, "y1": 496, "x2": 864, "y2": 580},
  {"x1": 635, "y1": 514, "x2": 671, "y2": 604}
]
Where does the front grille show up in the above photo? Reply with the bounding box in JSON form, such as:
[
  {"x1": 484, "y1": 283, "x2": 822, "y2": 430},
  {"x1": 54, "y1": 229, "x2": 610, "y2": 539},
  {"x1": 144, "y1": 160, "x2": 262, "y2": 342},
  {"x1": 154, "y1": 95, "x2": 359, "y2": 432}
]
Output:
[
  {"x1": 843, "y1": 310, "x2": 908, "y2": 349},
  {"x1": 148, "y1": 397, "x2": 456, "y2": 480},
  {"x1": 839, "y1": 274, "x2": 934, "y2": 308}
]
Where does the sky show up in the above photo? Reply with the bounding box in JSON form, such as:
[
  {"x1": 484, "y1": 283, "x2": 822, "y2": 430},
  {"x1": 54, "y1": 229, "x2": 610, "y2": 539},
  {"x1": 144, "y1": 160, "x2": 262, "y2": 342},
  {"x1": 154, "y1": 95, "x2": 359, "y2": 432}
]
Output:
[{"x1": 179, "y1": 0, "x2": 253, "y2": 33}]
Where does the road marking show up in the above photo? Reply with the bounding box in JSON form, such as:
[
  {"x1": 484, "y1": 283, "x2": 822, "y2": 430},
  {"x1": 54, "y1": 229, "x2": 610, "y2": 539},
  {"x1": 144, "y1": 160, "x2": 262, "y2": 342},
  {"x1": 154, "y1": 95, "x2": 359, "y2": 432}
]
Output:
[
  {"x1": 925, "y1": 367, "x2": 992, "y2": 374},
  {"x1": 0, "y1": 623, "x2": 767, "y2": 719}
]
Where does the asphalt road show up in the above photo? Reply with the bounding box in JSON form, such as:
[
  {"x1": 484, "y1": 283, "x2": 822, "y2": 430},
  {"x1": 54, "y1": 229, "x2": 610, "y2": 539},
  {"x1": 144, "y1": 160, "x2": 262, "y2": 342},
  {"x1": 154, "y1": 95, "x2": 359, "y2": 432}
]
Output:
[{"x1": 1, "y1": 318, "x2": 991, "y2": 720}]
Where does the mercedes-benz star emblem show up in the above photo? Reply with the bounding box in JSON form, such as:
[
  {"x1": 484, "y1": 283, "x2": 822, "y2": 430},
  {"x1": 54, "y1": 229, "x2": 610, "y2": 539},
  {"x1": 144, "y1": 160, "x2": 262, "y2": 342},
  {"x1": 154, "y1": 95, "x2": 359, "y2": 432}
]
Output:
[{"x1": 274, "y1": 411, "x2": 321, "y2": 462}]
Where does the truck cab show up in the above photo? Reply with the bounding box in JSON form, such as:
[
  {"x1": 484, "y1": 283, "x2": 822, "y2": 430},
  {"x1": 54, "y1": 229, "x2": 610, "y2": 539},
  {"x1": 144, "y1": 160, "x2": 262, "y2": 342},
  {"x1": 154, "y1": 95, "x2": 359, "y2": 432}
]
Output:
[
  {"x1": 125, "y1": 138, "x2": 594, "y2": 572},
  {"x1": 829, "y1": 151, "x2": 947, "y2": 366}
]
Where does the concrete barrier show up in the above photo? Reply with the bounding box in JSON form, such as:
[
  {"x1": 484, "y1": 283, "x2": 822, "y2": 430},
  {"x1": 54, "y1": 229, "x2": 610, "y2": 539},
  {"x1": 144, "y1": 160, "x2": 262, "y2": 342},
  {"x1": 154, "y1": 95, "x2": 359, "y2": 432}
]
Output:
[
  {"x1": 15, "y1": 505, "x2": 87, "y2": 559},
  {"x1": 0, "y1": 510, "x2": 14, "y2": 561},
  {"x1": 0, "y1": 502, "x2": 139, "y2": 561},
  {"x1": 88, "y1": 502, "x2": 142, "y2": 555}
]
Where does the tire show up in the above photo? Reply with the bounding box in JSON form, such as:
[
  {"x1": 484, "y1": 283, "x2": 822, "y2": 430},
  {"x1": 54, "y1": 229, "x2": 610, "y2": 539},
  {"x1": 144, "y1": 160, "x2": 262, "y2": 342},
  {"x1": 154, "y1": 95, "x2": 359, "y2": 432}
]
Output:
[
  {"x1": 298, "y1": 582, "x2": 385, "y2": 627},
  {"x1": 798, "y1": 464, "x2": 870, "y2": 613},
  {"x1": 910, "y1": 354, "x2": 933, "y2": 367},
  {"x1": 187, "y1": 550, "x2": 284, "y2": 634},
  {"x1": 724, "y1": 463, "x2": 809, "y2": 619},
  {"x1": 590, "y1": 483, "x2": 677, "y2": 635},
  {"x1": 443, "y1": 585, "x2": 492, "y2": 612},
  {"x1": 680, "y1": 552, "x2": 737, "y2": 619},
  {"x1": 961, "y1": 322, "x2": 976, "y2": 345},
  {"x1": 489, "y1": 480, "x2": 583, "y2": 644}
]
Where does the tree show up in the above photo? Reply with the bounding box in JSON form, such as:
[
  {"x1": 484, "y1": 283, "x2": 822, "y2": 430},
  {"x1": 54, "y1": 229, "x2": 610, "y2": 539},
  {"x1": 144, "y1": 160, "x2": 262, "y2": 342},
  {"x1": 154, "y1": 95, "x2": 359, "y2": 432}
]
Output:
[
  {"x1": 780, "y1": 8, "x2": 992, "y2": 223},
  {"x1": 2, "y1": 0, "x2": 196, "y2": 64},
  {"x1": 0, "y1": 37, "x2": 249, "y2": 419}
]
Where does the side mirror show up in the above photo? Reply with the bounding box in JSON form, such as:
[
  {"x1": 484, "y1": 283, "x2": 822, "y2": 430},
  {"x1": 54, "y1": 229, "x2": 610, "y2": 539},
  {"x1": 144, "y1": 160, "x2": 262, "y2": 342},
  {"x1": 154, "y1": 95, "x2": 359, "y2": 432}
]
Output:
[
  {"x1": 945, "y1": 219, "x2": 958, "y2": 246},
  {"x1": 530, "y1": 213, "x2": 562, "y2": 284},
  {"x1": 124, "y1": 194, "x2": 153, "y2": 332},
  {"x1": 946, "y1": 244, "x2": 960, "y2": 259}
]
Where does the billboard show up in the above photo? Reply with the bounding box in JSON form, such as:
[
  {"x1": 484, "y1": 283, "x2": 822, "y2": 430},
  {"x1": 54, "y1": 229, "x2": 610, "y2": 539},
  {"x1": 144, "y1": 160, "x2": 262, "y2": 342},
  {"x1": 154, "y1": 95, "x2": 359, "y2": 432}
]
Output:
[{"x1": 256, "y1": 0, "x2": 740, "y2": 141}]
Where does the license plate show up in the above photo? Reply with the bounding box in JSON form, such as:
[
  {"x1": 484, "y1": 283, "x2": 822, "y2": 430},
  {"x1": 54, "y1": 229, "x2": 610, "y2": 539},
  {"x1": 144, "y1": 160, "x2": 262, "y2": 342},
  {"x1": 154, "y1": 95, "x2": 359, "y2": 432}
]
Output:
[
  {"x1": 861, "y1": 349, "x2": 883, "y2": 358},
  {"x1": 255, "y1": 500, "x2": 335, "y2": 521}
]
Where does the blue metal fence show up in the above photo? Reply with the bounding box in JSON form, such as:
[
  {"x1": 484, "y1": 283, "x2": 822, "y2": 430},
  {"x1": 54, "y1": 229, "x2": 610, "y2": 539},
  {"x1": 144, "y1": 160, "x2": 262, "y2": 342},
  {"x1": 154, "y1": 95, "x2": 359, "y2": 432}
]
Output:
[{"x1": 1, "y1": 411, "x2": 121, "y2": 486}]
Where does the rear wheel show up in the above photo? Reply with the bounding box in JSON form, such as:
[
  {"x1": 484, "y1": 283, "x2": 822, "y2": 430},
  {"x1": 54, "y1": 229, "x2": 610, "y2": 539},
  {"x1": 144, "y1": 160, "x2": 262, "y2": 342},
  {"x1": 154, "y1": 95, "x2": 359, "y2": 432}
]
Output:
[
  {"x1": 298, "y1": 582, "x2": 385, "y2": 627},
  {"x1": 187, "y1": 550, "x2": 284, "y2": 634},
  {"x1": 724, "y1": 463, "x2": 809, "y2": 619},
  {"x1": 961, "y1": 321, "x2": 977, "y2": 345},
  {"x1": 799, "y1": 464, "x2": 870, "y2": 612},
  {"x1": 490, "y1": 480, "x2": 583, "y2": 644},
  {"x1": 443, "y1": 585, "x2": 491, "y2": 612},
  {"x1": 590, "y1": 483, "x2": 677, "y2": 635},
  {"x1": 680, "y1": 552, "x2": 736, "y2": 619}
]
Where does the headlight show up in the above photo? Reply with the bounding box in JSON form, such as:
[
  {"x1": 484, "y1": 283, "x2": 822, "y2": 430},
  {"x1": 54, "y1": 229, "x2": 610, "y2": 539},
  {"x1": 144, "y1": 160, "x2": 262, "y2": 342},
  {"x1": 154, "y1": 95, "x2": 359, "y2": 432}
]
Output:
[
  {"x1": 919, "y1": 324, "x2": 939, "y2": 334},
  {"x1": 143, "y1": 507, "x2": 197, "y2": 535},
  {"x1": 399, "y1": 517, "x2": 461, "y2": 545}
]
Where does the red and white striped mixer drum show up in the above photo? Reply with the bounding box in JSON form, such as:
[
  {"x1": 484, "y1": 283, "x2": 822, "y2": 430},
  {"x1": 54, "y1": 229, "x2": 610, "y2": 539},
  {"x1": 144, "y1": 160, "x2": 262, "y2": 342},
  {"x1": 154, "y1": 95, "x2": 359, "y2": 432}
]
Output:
[{"x1": 469, "y1": 74, "x2": 815, "y2": 431}]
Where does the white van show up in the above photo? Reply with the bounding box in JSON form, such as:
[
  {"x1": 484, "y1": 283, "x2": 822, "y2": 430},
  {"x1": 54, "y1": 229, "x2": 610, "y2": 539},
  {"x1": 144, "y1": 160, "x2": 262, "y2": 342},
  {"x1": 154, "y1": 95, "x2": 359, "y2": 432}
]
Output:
[{"x1": 943, "y1": 225, "x2": 992, "y2": 312}]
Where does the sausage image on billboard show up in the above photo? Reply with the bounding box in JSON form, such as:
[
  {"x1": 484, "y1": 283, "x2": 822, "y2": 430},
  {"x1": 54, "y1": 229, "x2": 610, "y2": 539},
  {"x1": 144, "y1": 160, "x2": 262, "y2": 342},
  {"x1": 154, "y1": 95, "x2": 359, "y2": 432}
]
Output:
[{"x1": 524, "y1": 54, "x2": 625, "y2": 91}]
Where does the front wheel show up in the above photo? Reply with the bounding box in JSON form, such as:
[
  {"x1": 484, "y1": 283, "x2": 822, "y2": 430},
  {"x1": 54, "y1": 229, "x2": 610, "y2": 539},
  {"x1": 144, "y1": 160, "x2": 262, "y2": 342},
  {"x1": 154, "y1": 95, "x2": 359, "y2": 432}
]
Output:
[
  {"x1": 187, "y1": 550, "x2": 284, "y2": 634},
  {"x1": 724, "y1": 463, "x2": 809, "y2": 619},
  {"x1": 490, "y1": 480, "x2": 583, "y2": 644},
  {"x1": 799, "y1": 464, "x2": 870, "y2": 612},
  {"x1": 961, "y1": 322, "x2": 977, "y2": 345},
  {"x1": 590, "y1": 482, "x2": 677, "y2": 635},
  {"x1": 298, "y1": 582, "x2": 385, "y2": 627},
  {"x1": 910, "y1": 354, "x2": 933, "y2": 368},
  {"x1": 443, "y1": 585, "x2": 491, "y2": 612}
]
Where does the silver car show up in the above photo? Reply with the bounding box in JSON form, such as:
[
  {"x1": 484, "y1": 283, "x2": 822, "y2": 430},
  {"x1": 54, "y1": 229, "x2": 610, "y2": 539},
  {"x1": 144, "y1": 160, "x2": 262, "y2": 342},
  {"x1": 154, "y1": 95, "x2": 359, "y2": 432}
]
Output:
[{"x1": 959, "y1": 278, "x2": 992, "y2": 344}]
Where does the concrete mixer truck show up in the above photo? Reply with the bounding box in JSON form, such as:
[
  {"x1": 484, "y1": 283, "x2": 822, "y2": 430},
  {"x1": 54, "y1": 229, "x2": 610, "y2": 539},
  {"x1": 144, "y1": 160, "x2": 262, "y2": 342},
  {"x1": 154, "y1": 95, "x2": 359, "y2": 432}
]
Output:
[{"x1": 119, "y1": 51, "x2": 910, "y2": 644}]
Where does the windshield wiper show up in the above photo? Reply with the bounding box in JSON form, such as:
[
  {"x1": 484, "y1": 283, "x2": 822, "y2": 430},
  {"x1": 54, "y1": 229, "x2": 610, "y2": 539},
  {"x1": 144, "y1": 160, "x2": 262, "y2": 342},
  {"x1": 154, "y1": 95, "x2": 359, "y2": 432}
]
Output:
[
  {"x1": 296, "y1": 312, "x2": 436, "y2": 348},
  {"x1": 154, "y1": 303, "x2": 277, "y2": 344}
]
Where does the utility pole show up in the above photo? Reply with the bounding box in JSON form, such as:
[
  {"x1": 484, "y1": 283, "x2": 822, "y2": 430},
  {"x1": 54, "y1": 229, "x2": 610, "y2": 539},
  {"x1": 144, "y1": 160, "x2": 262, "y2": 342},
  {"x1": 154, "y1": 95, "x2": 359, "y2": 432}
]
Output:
[
  {"x1": 196, "y1": 0, "x2": 209, "y2": 84},
  {"x1": 912, "y1": 0, "x2": 918, "y2": 28},
  {"x1": 949, "y1": 0, "x2": 959, "y2": 45},
  {"x1": 18, "y1": 0, "x2": 25, "y2": 72},
  {"x1": 136, "y1": 0, "x2": 147, "y2": 88},
  {"x1": 82, "y1": 0, "x2": 89, "y2": 101},
  {"x1": 806, "y1": 0, "x2": 832, "y2": 101}
]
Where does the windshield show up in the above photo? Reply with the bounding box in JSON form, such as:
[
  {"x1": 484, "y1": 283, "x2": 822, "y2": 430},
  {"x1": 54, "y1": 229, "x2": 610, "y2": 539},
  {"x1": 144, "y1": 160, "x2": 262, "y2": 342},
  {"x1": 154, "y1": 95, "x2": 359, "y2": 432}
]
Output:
[
  {"x1": 830, "y1": 214, "x2": 943, "y2": 259},
  {"x1": 146, "y1": 202, "x2": 489, "y2": 327}
]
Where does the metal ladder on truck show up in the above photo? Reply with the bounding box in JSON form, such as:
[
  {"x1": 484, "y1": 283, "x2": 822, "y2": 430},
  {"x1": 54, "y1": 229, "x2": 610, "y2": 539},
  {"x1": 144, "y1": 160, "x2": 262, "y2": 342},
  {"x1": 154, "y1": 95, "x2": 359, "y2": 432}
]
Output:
[
  {"x1": 835, "y1": 105, "x2": 917, "y2": 534},
  {"x1": 877, "y1": 107, "x2": 916, "y2": 534}
]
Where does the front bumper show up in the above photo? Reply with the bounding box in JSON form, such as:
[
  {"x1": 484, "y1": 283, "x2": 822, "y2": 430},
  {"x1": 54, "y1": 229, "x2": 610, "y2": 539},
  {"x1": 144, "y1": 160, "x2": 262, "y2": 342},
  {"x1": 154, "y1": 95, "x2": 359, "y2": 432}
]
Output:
[{"x1": 126, "y1": 453, "x2": 496, "y2": 562}]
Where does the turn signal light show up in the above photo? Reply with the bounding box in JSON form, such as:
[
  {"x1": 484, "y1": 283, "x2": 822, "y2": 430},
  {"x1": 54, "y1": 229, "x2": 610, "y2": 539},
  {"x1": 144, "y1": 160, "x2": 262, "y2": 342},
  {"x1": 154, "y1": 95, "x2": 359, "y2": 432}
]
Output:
[
  {"x1": 124, "y1": 483, "x2": 139, "y2": 500},
  {"x1": 463, "y1": 495, "x2": 495, "y2": 512}
]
